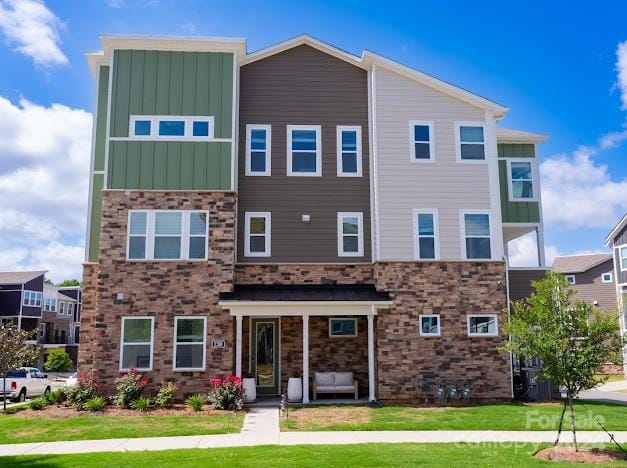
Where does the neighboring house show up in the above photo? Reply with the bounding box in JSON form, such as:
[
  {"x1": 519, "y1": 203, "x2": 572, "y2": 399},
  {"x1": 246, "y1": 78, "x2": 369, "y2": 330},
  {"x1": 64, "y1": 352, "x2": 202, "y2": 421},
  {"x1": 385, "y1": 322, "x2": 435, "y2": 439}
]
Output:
[
  {"x1": 80, "y1": 34, "x2": 549, "y2": 402},
  {"x1": 552, "y1": 253, "x2": 617, "y2": 311},
  {"x1": 605, "y1": 213, "x2": 627, "y2": 375},
  {"x1": 0, "y1": 271, "x2": 45, "y2": 335},
  {"x1": 41, "y1": 284, "x2": 81, "y2": 366}
]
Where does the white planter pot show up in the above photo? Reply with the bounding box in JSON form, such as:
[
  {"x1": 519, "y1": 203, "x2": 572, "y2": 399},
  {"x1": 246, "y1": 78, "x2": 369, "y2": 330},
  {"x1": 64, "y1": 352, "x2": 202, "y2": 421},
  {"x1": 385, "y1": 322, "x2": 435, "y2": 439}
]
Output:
[
  {"x1": 242, "y1": 378, "x2": 256, "y2": 403},
  {"x1": 287, "y1": 377, "x2": 303, "y2": 402}
]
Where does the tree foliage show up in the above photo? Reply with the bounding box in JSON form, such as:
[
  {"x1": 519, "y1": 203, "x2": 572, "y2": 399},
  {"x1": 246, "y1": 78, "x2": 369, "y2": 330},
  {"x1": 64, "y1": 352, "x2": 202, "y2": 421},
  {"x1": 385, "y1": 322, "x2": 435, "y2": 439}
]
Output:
[
  {"x1": 44, "y1": 348, "x2": 73, "y2": 372},
  {"x1": 0, "y1": 324, "x2": 40, "y2": 410},
  {"x1": 57, "y1": 279, "x2": 81, "y2": 287}
]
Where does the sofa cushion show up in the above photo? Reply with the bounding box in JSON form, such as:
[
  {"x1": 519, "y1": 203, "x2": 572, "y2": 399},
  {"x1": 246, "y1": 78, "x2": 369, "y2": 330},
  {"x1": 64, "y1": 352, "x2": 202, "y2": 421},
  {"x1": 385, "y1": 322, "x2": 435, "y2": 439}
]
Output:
[
  {"x1": 316, "y1": 385, "x2": 336, "y2": 392},
  {"x1": 334, "y1": 385, "x2": 356, "y2": 392},
  {"x1": 334, "y1": 372, "x2": 354, "y2": 386},
  {"x1": 315, "y1": 372, "x2": 335, "y2": 386}
]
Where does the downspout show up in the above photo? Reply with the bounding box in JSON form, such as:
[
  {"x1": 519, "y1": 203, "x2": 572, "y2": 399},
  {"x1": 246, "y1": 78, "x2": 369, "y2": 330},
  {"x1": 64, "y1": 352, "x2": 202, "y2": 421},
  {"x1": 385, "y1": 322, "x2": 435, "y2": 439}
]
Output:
[{"x1": 504, "y1": 255, "x2": 514, "y2": 399}]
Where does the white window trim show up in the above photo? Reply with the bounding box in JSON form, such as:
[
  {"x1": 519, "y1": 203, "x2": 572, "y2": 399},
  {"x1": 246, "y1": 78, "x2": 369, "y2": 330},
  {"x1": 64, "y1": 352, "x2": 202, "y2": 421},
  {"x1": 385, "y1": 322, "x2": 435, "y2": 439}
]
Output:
[
  {"x1": 336, "y1": 125, "x2": 363, "y2": 177},
  {"x1": 455, "y1": 121, "x2": 487, "y2": 163},
  {"x1": 126, "y1": 210, "x2": 209, "y2": 261},
  {"x1": 22, "y1": 290, "x2": 42, "y2": 307},
  {"x1": 67, "y1": 303, "x2": 74, "y2": 317},
  {"x1": 287, "y1": 125, "x2": 322, "y2": 177},
  {"x1": 245, "y1": 124, "x2": 271, "y2": 176},
  {"x1": 244, "y1": 212, "x2": 271, "y2": 257},
  {"x1": 328, "y1": 318, "x2": 358, "y2": 338},
  {"x1": 173, "y1": 316, "x2": 207, "y2": 371},
  {"x1": 618, "y1": 244, "x2": 627, "y2": 272},
  {"x1": 601, "y1": 272, "x2": 613, "y2": 283},
  {"x1": 506, "y1": 158, "x2": 538, "y2": 202},
  {"x1": 419, "y1": 314, "x2": 441, "y2": 337},
  {"x1": 129, "y1": 115, "x2": 215, "y2": 141},
  {"x1": 58, "y1": 301, "x2": 65, "y2": 316},
  {"x1": 412, "y1": 208, "x2": 440, "y2": 260},
  {"x1": 119, "y1": 316, "x2": 154, "y2": 372},
  {"x1": 467, "y1": 313, "x2": 499, "y2": 337},
  {"x1": 337, "y1": 212, "x2": 364, "y2": 257},
  {"x1": 459, "y1": 210, "x2": 493, "y2": 260},
  {"x1": 409, "y1": 120, "x2": 435, "y2": 163},
  {"x1": 565, "y1": 274, "x2": 576, "y2": 285}
]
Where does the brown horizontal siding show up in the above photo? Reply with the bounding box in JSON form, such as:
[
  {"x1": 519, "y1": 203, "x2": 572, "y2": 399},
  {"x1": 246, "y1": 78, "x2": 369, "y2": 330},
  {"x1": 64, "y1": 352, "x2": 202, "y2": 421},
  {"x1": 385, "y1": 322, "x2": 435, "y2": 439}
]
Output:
[
  {"x1": 508, "y1": 269, "x2": 549, "y2": 301},
  {"x1": 568, "y1": 259, "x2": 618, "y2": 311}
]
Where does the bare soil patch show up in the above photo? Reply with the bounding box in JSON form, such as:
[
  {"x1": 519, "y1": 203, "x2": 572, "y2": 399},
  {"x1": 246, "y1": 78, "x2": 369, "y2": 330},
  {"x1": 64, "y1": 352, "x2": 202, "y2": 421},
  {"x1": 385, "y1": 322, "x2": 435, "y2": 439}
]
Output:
[
  {"x1": 15, "y1": 404, "x2": 241, "y2": 419},
  {"x1": 536, "y1": 447, "x2": 627, "y2": 464},
  {"x1": 288, "y1": 406, "x2": 371, "y2": 427}
]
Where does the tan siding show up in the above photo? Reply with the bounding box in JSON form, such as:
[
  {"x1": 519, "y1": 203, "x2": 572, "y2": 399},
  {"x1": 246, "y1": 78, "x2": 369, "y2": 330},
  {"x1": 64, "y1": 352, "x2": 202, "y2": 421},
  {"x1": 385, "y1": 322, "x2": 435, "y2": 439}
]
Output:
[{"x1": 374, "y1": 67, "x2": 491, "y2": 260}]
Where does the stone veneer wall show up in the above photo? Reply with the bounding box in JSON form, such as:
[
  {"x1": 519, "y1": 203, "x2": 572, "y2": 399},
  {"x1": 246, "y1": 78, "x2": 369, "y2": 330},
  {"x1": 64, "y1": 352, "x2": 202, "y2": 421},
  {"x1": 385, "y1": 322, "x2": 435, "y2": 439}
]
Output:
[{"x1": 80, "y1": 190, "x2": 236, "y2": 397}]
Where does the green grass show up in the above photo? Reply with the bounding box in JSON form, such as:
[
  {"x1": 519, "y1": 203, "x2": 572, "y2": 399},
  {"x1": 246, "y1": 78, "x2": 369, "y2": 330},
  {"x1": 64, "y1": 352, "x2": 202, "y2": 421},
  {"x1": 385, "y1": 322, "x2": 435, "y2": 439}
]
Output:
[
  {"x1": 0, "y1": 412, "x2": 243, "y2": 445},
  {"x1": 282, "y1": 401, "x2": 627, "y2": 431},
  {"x1": 3, "y1": 444, "x2": 626, "y2": 467},
  {"x1": 595, "y1": 374, "x2": 626, "y2": 384}
]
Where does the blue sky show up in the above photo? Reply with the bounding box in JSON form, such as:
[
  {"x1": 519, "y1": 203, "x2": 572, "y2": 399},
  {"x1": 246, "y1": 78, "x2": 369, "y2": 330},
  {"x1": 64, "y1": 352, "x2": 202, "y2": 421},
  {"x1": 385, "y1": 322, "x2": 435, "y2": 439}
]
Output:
[{"x1": 0, "y1": 0, "x2": 626, "y2": 280}]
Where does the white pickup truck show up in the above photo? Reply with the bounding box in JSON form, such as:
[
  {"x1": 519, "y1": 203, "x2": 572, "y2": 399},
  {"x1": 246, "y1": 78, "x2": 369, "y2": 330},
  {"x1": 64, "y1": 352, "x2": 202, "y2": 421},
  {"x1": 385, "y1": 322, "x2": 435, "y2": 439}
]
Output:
[{"x1": 1, "y1": 368, "x2": 51, "y2": 402}]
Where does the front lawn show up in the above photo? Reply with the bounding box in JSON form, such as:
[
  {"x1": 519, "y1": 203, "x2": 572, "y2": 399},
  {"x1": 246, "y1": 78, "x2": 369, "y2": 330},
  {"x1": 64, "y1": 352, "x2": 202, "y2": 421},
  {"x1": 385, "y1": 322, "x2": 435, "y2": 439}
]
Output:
[
  {"x1": 5, "y1": 443, "x2": 626, "y2": 467},
  {"x1": 595, "y1": 374, "x2": 626, "y2": 384},
  {"x1": 281, "y1": 401, "x2": 627, "y2": 431}
]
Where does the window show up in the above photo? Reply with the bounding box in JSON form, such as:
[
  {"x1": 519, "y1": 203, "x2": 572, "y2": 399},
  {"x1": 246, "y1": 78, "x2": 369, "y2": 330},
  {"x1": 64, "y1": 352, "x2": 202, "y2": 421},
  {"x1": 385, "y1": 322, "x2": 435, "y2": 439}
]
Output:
[
  {"x1": 58, "y1": 301, "x2": 65, "y2": 315},
  {"x1": 126, "y1": 210, "x2": 208, "y2": 261},
  {"x1": 244, "y1": 212, "x2": 271, "y2": 257},
  {"x1": 467, "y1": 314, "x2": 498, "y2": 337},
  {"x1": 287, "y1": 125, "x2": 321, "y2": 176},
  {"x1": 329, "y1": 318, "x2": 357, "y2": 337},
  {"x1": 337, "y1": 212, "x2": 364, "y2": 257},
  {"x1": 462, "y1": 211, "x2": 492, "y2": 259},
  {"x1": 67, "y1": 302, "x2": 75, "y2": 317},
  {"x1": 409, "y1": 121, "x2": 434, "y2": 161},
  {"x1": 602, "y1": 272, "x2": 613, "y2": 283},
  {"x1": 620, "y1": 246, "x2": 627, "y2": 271},
  {"x1": 337, "y1": 126, "x2": 362, "y2": 176},
  {"x1": 419, "y1": 314, "x2": 440, "y2": 336},
  {"x1": 44, "y1": 298, "x2": 56, "y2": 312},
  {"x1": 173, "y1": 317, "x2": 206, "y2": 370},
  {"x1": 565, "y1": 275, "x2": 576, "y2": 285},
  {"x1": 413, "y1": 209, "x2": 438, "y2": 260},
  {"x1": 456, "y1": 123, "x2": 486, "y2": 161},
  {"x1": 508, "y1": 160, "x2": 536, "y2": 200},
  {"x1": 129, "y1": 116, "x2": 214, "y2": 140},
  {"x1": 22, "y1": 291, "x2": 42, "y2": 307},
  {"x1": 120, "y1": 317, "x2": 154, "y2": 371},
  {"x1": 246, "y1": 124, "x2": 271, "y2": 176}
]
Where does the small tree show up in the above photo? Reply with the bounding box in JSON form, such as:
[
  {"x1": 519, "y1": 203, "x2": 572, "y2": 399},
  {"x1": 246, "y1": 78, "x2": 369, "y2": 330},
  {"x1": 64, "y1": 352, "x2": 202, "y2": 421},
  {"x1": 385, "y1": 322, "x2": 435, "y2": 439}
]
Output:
[
  {"x1": 504, "y1": 271, "x2": 623, "y2": 451},
  {"x1": 0, "y1": 324, "x2": 40, "y2": 410},
  {"x1": 57, "y1": 279, "x2": 81, "y2": 287},
  {"x1": 44, "y1": 348, "x2": 73, "y2": 374}
]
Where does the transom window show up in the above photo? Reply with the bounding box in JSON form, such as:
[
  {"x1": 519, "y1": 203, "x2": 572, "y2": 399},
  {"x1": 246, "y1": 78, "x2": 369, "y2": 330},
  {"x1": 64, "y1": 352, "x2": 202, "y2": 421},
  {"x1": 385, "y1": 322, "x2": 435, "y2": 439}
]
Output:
[
  {"x1": 457, "y1": 123, "x2": 485, "y2": 161},
  {"x1": 329, "y1": 318, "x2": 357, "y2": 337},
  {"x1": 127, "y1": 210, "x2": 208, "y2": 261},
  {"x1": 410, "y1": 121, "x2": 434, "y2": 161},
  {"x1": 245, "y1": 212, "x2": 271, "y2": 257},
  {"x1": 246, "y1": 124, "x2": 271, "y2": 176},
  {"x1": 129, "y1": 116, "x2": 214, "y2": 140},
  {"x1": 601, "y1": 272, "x2": 613, "y2": 283},
  {"x1": 287, "y1": 125, "x2": 321, "y2": 176},
  {"x1": 620, "y1": 246, "x2": 627, "y2": 271},
  {"x1": 467, "y1": 314, "x2": 498, "y2": 337},
  {"x1": 120, "y1": 317, "x2": 154, "y2": 371},
  {"x1": 419, "y1": 315, "x2": 440, "y2": 336},
  {"x1": 22, "y1": 291, "x2": 42, "y2": 307},
  {"x1": 337, "y1": 212, "x2": 364, "y2": 257},
  {"x1": 508, "y1": 160, "x2": 535, "y2": 200},
  {"x1": 174, "y1": 317, "x2": 206, "y2": 371},
  {"x1": 337, "y1": 126, "x2": 362, "y2": 176},
  {"x1": 414, "y1": 209, "x2": 438, "y2": 260},
  {"x1": 462, "y1": 212, "x2": 492, "y2": 259}
]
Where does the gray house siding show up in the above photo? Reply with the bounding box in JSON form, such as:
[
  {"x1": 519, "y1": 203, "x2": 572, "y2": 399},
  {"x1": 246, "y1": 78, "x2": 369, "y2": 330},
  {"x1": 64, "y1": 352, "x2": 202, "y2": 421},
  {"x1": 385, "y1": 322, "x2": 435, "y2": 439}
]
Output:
[
  {"x1": 566, "y1": 259, "x2": 618, "y2": 311},
  {"x1": 612, "y1": 224, "x2": 627, "y2": 284},
  {"x1": 237, "y1": 45, "x2": 371, "y2": 263},
  {"x1": 508, "y1": 269, "x2": 548, "y2": 301}
]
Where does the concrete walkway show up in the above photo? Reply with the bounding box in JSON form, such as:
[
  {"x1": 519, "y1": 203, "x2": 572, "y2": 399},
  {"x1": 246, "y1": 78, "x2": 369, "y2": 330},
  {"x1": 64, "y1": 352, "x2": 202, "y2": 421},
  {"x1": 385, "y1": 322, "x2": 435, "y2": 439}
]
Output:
[{"x1": 2, "y1": 407, "x2": 627, "y2": 457}]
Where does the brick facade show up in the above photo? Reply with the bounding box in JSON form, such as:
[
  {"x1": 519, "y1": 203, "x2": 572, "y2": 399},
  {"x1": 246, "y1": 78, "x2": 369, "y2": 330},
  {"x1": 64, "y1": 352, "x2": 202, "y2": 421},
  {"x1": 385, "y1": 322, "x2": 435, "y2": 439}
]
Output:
[{"x1": 234, "y1": 263, "x2": 374, "y2": 285}]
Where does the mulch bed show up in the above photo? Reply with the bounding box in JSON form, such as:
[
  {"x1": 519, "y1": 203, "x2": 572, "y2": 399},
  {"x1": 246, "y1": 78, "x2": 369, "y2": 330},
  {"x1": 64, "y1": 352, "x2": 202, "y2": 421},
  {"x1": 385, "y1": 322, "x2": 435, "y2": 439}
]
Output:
[
  {"x1": 536, "y1": 447, "x2": 627, "y2": 464},
  {"x1": 13, "y1": 404, "x2": 243, "y2": 419}
]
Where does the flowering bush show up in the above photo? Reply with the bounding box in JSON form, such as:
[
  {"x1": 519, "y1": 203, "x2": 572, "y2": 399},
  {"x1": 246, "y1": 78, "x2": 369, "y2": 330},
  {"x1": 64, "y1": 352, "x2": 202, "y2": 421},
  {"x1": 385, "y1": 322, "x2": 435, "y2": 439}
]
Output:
[
  {"x1": 155, "y1": 382, "x2": 177, "y2": 408},
  {"x1": 114, "y1": 368, "x2": 149, "y2": 407},
  {"x1": 207, "y1": 375, "x2": 243, "y2": 410},
  {"x1": 66, "y1": 370, "x2": 103, "y2": 410}
]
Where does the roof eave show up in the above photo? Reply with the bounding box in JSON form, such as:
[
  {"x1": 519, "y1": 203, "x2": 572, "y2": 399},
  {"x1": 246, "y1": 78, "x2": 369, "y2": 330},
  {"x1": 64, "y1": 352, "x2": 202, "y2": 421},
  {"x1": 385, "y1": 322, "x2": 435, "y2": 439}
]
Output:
[{"x1": 605, "y1": 213, "x2": 627, "y2": 246}]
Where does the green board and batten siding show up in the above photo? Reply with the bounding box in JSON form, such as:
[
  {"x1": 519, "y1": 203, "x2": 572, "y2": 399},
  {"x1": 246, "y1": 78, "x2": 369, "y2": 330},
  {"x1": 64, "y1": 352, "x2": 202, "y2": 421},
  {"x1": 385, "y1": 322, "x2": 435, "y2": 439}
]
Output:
[{"x1": 497, "y1": 143, "x2": 540, "y2": 224}]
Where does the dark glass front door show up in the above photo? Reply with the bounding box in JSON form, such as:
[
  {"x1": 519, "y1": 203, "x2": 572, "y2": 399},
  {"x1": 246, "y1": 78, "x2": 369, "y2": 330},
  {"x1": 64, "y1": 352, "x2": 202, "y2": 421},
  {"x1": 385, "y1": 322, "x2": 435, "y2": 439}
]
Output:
[{"x1": 252, "y1": 319, "x2": 279, "y2": 394}]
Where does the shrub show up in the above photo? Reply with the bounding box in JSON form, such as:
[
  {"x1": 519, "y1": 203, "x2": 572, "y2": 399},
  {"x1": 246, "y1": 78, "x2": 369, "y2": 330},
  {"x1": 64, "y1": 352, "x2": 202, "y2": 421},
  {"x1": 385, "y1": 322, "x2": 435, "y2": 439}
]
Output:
[
  {"x1": 207, "y1": 375, "x2": 243, "y2": 410},
  {"x1": 85, "y1": 396, "x2": 106, "y2": 412},
  {"x1": 28, "y1": 397, "x2": 48, "y2": 410},
  {"x1": 155, "y1": 382, "x2": 177, "y2": 408},
  {"x1": 113, "y1": 368, "x2": 149, "y2": 408},
  {"x1": 44, "y1": 349, "x2": 73, "y2": 373},
  {"x1": 46, "y1": 388, "x2": 67, "y2": 405},
  {"x1": 130, "y1": 397, "x2": 150, "y2": 412},
  {"x1": 186, "y1": 394, "x2": 206, "y2": 411},
  {"x1": 66, "y1": 370, "x2": 102, "y2": 410}
]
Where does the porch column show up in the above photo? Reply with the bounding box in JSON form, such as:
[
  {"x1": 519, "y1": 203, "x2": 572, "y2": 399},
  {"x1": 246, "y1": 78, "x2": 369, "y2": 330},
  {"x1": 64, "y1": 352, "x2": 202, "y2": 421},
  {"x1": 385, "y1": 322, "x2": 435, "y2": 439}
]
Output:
[
  {"x1": 235, "y1": 316, "x2": 242, "y2": 377},
  {"x1": 302, "y1": 315, "x2": 309, "y2": 404},
  {"x1": 367, "y1": 313, "x2": 376, "y2": 402}
]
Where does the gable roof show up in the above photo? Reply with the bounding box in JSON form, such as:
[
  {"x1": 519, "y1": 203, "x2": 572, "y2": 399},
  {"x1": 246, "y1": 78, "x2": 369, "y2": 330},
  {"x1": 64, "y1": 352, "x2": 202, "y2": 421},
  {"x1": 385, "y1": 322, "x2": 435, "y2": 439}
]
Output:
[
  {"x1": 496, "y1": 128, "x2": 549, "y2": 143},
  {"x1": 605, "y1": 212, "x2": 627, "y2": 246},
  {"x1": 0, "y1": 270, "x2": 46, "y2": 285},
  {"x1": 552, "y1": 253, "x2": 613, "y2": 273}
]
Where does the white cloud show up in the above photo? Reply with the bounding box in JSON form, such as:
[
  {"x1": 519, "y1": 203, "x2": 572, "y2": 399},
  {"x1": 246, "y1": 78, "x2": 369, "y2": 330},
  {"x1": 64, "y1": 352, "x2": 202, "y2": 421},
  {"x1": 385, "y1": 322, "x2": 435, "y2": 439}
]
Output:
[
  {"x1": 0, "y1": 0, "x2": 67, "y2": 66},
  {"x1": 617, "y1": 41, "x2": 627, "y2": 110},
  {"x1": 105, "y1": 0, "x2": 124, "y2": 7},
  {"x1": 599, "y1": 125, "x2": 627, "y2": 149},
  {"x1": 507, "y1": 232, "x2": 559, "y2": 267},
  {"x1": 0, "y1": 96, "x2": 91, "y2": 282}
]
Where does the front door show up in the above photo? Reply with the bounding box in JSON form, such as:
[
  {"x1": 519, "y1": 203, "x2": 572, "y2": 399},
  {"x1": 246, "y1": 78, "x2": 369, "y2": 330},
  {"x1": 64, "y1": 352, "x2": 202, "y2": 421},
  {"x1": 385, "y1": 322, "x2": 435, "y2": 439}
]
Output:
[{"x1": 251, "y1": 318, "x2": 279, "y2": 395}]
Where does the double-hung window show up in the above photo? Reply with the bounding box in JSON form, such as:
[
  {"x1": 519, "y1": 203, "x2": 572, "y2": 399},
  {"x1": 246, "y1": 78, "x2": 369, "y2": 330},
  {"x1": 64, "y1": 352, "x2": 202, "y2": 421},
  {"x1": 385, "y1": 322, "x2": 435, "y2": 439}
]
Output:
[
  {"x1": 457, "y1": 123, "x2": 486, "y2": 161},
  {"x1": 22, "y1": 291, "x2": 42, "y2": 307},
  {"x1": 244, "y1": 212, "x2": 271, "y2": 257},
  {"x1": 467, "y1": 314, "x2": 498, "y2": 337},
  {"x1": 127, "y1": 211, "x2": 208, "y2": 261},
  {"x1": 120, "y1": 317, "x2": 154, "y2": 371},
  {"x1": 173, "y1": 317, "x2": 206, "y2": 370},
  {"x1": 508, "y1": 159, "x2": 536, "y2": 200},
  {"x1": 246, "y1": 124, "x2": 271, "y2": 176},
  {"x1": 619, "y1": 246, "x2": 627, "y2": 271},
  {"x1": 67, "y1": 303, "x2": 75, "y2": 317},
  {"x1": 44, "y1": 298, "x2": 56, "y2": 311},
  {"x1": 129, "y1": 116, "x2": 214, "y2": 140},
  {"x1": 337, "y1": 212, "x2": 364, "y2": 257},
  {"x1": 287, "y1": 125, "x2": 321, "y2": 176},
  {"x1": 413, "y1": 209, "x2": 438, "y2": 259},
  {"x1": 462, "y1": 211, "x2": 492, "y2": 259},
  {"x1": 58, "y1": 301, "x2": 65, "y2": 315},
  {"x1": 410, "y1": 121, "x2": 434, "y2": 161},
  {"x1": 337, "y1": 126, "x2": 362, "y2": 176},
  {"x1": 419, "y1": 315, "x2": 440, "y2": 337}
]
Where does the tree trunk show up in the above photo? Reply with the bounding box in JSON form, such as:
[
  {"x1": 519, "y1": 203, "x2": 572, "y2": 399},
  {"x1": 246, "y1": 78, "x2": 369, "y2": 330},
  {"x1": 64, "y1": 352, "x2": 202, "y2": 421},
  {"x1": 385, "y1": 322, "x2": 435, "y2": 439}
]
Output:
[
  {"x1": 568, "y1": 395, "x2": 578, "y2": 451},
  {"x1": 2, "y1": 374, "x2": 6, "y2": 412},
  {"x1": 553, "y1": 399, "x2": 568, "y2": 446}
]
